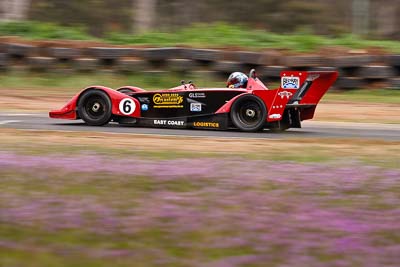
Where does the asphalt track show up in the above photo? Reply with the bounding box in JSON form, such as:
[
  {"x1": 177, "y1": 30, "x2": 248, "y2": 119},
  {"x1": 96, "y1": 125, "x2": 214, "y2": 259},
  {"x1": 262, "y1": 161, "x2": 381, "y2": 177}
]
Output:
[{"x1": 0, "y1": 113, "x2": 400, "y2": 140}]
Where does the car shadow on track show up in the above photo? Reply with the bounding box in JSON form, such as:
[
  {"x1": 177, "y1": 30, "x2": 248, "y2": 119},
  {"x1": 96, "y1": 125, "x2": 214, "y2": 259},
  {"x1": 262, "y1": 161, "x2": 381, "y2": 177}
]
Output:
[{"x1": 50, "y1": 121, "x2": 313, "y2": 137}]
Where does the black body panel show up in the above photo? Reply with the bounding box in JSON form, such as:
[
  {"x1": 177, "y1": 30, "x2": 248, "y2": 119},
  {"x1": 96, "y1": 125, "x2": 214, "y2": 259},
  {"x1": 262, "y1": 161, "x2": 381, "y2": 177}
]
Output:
[
  {"x1": 136, "y1": 114, "x2": 229, "y2": 130},
  {"x1": 132, "y1": 90, "x2": 244, "y2": 119},
  {"x1": 117, "y1": 90, "x2": 243, "y2": 130}
]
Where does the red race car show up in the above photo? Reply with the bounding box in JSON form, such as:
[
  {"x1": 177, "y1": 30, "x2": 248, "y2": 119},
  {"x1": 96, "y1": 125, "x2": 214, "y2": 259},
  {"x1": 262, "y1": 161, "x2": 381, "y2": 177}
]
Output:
[{"x1": 49, "y1": 69, "x2": 337, "y2": 132}]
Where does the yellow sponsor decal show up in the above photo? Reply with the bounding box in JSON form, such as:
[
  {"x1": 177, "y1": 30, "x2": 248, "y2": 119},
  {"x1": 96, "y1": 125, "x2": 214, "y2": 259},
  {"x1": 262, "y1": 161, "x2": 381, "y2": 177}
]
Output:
[
  {"x1": 193, "y1": 121, "x2": 220, "y2": 128},
  {"x1": 153, "y1": 93, "x2": 183, "y2": 108}
]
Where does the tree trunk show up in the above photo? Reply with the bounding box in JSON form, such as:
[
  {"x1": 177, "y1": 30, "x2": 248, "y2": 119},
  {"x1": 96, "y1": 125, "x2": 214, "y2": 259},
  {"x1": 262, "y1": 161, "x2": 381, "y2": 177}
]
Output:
[
  {"x1": 1, "y1": 0, "x2": 30, "y2": 21},
  {"x1": 133, "y1": 0, "x2": 157, "y2": 33},
  {"x1": 375, "y1": 0, "x2": 398, "y2": 38},
  {"x1": 352, "y1": 0, "x2": 370, "y2": 36}
]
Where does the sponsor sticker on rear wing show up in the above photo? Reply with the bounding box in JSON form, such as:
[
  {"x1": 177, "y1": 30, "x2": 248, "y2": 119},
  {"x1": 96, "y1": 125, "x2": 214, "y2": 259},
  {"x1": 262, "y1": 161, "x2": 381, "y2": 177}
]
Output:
[{"x1": 281, "y1": 76, "x2": 300, "y2": 89}]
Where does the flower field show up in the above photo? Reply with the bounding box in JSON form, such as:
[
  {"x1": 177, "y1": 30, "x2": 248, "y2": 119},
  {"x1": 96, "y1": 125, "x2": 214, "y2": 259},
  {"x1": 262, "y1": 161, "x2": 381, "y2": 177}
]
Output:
[{"x1": 1, "y1": 150, "x2": 399, "y2": 267}]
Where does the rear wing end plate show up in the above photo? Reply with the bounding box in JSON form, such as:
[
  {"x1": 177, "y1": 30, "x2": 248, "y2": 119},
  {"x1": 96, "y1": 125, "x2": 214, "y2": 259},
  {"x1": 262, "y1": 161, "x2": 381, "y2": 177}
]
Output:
[{"x1": 283, "y1": 71, "x2": 338, "y2": 105}]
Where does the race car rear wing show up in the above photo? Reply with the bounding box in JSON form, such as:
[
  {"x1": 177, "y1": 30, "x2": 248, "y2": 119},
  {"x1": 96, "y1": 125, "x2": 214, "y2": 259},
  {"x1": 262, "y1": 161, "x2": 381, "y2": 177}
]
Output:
[
  {"x1": 287, "y1": 76, "x2": 314, "y2": 104},
  {"x1": 253, "y1": 70, "x2": 338, "y2": 123},
  {"x1": 285, "y1": 71, "x2": 338, "y2": 106},
  {"x1": 282, "y1": 70, "x2": 338, "y2": 122}
]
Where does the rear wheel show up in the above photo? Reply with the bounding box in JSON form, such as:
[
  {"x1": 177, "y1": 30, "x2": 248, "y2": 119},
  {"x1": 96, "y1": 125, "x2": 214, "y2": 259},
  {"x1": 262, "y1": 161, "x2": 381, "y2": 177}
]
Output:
[
  {"x1": 77, "y1": 90, "x2": 112, "y2": 126},
  {"x1": 230, "y1": 95, "x2": 267, "y2": 132}
]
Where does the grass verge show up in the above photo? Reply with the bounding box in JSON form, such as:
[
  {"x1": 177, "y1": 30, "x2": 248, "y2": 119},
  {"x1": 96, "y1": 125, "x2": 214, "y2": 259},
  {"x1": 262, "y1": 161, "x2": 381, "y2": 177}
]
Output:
[
  {"x1": 1, "y1": 21, "x2": 400, "y2": 53},
  {"x1": 0, "y1": 128, "x2": 399, "y2": 168}
]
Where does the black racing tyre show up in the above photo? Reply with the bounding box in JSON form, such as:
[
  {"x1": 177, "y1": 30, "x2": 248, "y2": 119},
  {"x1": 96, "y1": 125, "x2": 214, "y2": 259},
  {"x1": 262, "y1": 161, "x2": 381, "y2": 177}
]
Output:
[
  {"x1": 230, "y1": 94, "x2": 267, "y2": 132},
  {"x1": 77, "y1": 90, "x2": 112, "y2": 126}
]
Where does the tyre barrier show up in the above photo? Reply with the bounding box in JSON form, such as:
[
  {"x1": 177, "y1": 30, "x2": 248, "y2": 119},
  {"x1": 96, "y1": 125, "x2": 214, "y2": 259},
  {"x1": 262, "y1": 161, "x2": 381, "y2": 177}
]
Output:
[
  {"x1": 28, "y1": 56, "x2": 56, "y2": 71},
  {"x1": 6, "y1": 43, "x2": 36, "y2": 59},
  {"x1": 116, "y1": 59, "x2": 149, "y2": 73},
  {"x1": 335, "y1": 77, "x2": 367, "y2": 89},
  {"x1": 74, "y1": 58, "x2": 98, "y2": 72},
  {"x1": 390, "y1": 78, "x2": 400, "y2": 90},
  {"x1": 47, "y1": 47, "x2": 80, "y2": 60},
  {"x1": 385, "y1": 55, "x2": 400, "y2": 67},
  {"x1": 212, "y1": 61, "x2": 243, "y2": 74},
  {"x1": 142, "y1": 47, "x2": 183, "y2": 61},
  {"x1": 0, "y1": 53, "x2": 7, "y2": 70},
  {"x1": 357, "y1": 65, "x2": 396, "y2": 79},
  {"x1": 235, "y1": 51, "x2": 273, "y2": 65},
  {"x1": 283, "y1": 55, "x2": 325, "y2": 67},
  {"x1": 184, "y1": 49, "x2": 222, "y2": 63},
  {"x1": 259, "y1": 66, "x2": 286, "y2": 78},
  {"x1": 332, "y1": 55, "x2": 373, "y2": 68},
  {"x1": 0, "y1": 42, "x2": 399, "y2": 89},
  {"x1": 167, "y1": 59, "x2": 197, "y2": 73}
]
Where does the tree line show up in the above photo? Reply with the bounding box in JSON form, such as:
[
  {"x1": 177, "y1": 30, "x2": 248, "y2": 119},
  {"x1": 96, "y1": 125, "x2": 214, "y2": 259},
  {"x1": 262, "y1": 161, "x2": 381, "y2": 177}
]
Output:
[{"x1": 0, "y1": 0, "x2": 399, "y2": 39}]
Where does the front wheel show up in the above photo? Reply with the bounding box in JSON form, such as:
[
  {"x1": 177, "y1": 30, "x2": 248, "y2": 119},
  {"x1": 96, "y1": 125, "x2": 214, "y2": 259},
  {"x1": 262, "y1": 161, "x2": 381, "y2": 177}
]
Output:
[
  {"x1": 77, "y1": 90, "x2": 112, "y2": 126},
  {"x1": 230, "y1": 95, "x2": 267, "y2": 132}
]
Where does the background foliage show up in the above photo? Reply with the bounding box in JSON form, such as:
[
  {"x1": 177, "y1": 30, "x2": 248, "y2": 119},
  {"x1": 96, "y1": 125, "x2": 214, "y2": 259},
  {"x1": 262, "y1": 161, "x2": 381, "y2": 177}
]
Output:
[{"x1": 1, "y1": 0, "x2": 398, "y2": 39}]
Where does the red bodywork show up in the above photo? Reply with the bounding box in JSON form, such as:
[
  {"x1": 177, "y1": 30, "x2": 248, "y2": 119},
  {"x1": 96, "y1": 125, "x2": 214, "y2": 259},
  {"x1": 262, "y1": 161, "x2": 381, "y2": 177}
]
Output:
[
  {"x1": 50, "y1": 86, "x2": 140, "y2": 120},
  {"x1": 49, "y1": 71, "x2": 338, "y2": 130}
]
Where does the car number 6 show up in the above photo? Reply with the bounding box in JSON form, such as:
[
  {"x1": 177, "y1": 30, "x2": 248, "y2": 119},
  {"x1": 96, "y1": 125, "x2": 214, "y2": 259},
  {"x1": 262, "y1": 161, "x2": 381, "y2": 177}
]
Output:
[{"x1": 119, "y1": 98, "x2": 136, "y2": 115}]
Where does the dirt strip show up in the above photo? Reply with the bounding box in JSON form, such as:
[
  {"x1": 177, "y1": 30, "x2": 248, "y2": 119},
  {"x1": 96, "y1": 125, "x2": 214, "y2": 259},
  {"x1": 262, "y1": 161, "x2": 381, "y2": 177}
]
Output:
[
  {"x1": 315, "y1": 101, "x2": 400, "y2": 123},
  {"x1": 1, "y1": 128, "x2": 399, "y2": 163}
]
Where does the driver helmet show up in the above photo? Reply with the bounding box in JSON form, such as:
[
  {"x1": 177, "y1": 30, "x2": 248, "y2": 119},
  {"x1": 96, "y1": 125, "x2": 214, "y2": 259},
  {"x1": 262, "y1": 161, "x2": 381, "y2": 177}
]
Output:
[{"x1": 227, "y1": 72, "x2": 248, "y2": 88}]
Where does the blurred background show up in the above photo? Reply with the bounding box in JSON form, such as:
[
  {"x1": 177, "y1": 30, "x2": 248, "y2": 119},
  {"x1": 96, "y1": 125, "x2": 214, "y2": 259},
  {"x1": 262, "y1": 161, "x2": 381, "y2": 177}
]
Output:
[
  {"x1": 0, "y1": 0, "x2": 399, "y2": 91},
  {"x1": 1, "y1": 0, "x2": 400, "y2": 38}
]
